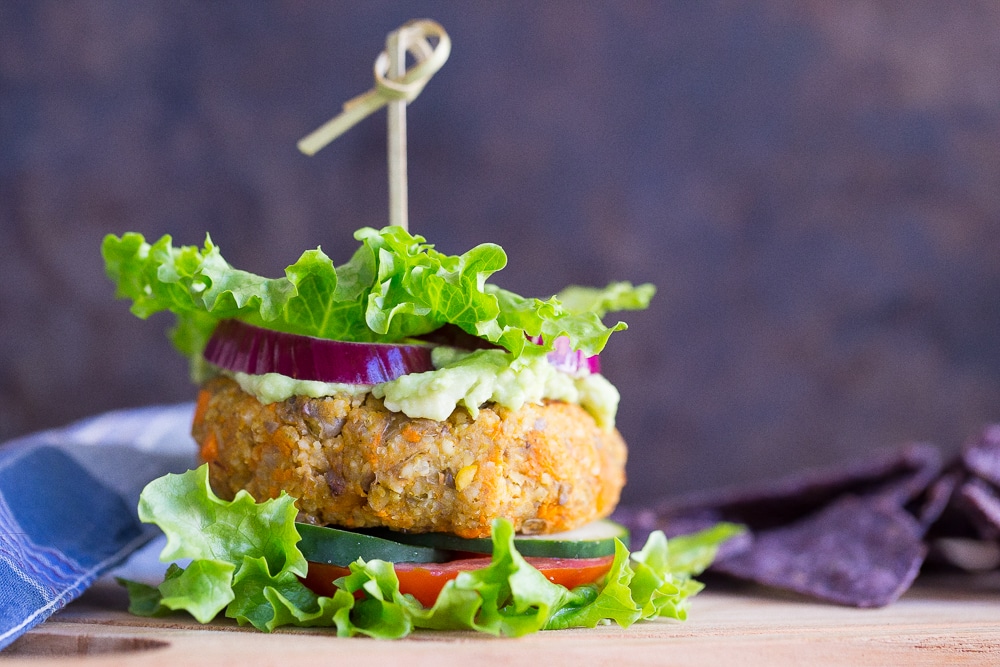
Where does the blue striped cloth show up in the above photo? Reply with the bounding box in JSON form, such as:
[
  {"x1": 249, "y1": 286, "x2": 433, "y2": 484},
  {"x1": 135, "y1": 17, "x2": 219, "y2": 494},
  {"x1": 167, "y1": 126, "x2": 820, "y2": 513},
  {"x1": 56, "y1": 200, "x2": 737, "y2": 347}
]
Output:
[{"x1": 0, "y1": 404, "x2": 197, "y2": 651}]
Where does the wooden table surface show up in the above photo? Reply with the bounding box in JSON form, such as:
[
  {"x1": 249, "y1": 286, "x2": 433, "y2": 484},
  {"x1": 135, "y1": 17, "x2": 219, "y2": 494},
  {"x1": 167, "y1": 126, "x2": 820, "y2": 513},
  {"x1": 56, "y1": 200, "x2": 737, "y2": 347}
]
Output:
[{"x1": 5, "y1": 574, "x2": 1000, "y2": 666}]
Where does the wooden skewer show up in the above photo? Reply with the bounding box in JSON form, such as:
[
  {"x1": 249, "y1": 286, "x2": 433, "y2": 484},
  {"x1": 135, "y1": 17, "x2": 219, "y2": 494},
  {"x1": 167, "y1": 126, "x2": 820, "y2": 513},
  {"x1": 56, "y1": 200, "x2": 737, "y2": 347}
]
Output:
[
  {"x1": 386, "y1": 28, "x2": 407, "y2": 230},
  {"x1": 297, "y1": 20, "x2": 451, "y2": 232}
]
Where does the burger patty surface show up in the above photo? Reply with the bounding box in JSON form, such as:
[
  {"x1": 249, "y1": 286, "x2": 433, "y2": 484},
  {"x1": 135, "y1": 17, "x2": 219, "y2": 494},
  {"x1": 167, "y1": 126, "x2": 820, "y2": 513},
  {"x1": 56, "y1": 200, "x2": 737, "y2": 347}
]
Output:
[{"x1": 193, "y1": 376, "x2": 627, "y2": 538}]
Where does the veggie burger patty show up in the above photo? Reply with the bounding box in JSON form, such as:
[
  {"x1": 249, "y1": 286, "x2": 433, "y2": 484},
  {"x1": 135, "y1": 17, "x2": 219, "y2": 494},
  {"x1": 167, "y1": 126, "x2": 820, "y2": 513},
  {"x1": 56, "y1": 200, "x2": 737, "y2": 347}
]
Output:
[{"x1": 194, "y1": 376, "x2": 627, "y2": 538}]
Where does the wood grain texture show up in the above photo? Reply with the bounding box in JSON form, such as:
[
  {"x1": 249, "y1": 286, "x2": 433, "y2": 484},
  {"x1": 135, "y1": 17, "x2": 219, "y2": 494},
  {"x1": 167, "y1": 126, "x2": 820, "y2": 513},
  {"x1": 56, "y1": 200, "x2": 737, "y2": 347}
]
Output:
[{"x1": 5, "y1": 576, "x2": 1000, "y2": 665}]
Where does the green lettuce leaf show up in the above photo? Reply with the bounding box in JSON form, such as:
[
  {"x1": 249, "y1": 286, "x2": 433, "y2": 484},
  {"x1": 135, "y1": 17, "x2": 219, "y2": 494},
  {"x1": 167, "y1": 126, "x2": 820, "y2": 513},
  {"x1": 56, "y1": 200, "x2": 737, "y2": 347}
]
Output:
[
  {"x1": 123, "y1": 466, "x2": 741, "y2": 638},
  {"x1": 407, "y1": 518, "x2": 579, "y2": 636},
  {"x1": 136, "y1": 465, "x2": 306, "y2": 578},
  {"x1": 335, "y1": 559, "x2": 420, "y2": 638},
  {"x1": 555, "y1": 282, "x2": 656, "y2": 318},
  {"x1": 158, "y1": 559, "x2": 236, "y2": 623},
  {"x1": 543, "y1": 540, "x2": 642, "y2": 630},
  {"x1": 102, "y1": 227, "x2": 654, "y2": 374}
]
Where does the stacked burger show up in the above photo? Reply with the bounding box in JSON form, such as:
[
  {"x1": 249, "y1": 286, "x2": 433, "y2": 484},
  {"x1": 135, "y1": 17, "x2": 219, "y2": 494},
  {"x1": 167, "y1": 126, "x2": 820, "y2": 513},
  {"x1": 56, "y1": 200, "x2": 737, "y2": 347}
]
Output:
[{"x1": 103, "y1": 225, "x2": 737, "y2": 636}]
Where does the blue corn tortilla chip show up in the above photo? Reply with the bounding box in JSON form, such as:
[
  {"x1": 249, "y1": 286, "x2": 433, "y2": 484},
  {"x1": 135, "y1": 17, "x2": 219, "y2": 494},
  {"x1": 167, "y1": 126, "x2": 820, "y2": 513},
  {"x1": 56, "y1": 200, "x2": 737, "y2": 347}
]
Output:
[
  {"x1": 963, "y1": 425, "x2": 1000, "y2": 488},
  {"x1": 614, "y1": 443, "x2": 943, "y2": 607},
  {"x1": 709, "y1": 495, "x2": 926, "y2": 607},
  {"x1": 914, "y1": 470, "x2": 961, "y2": 529},
  {"x1": 617, "y1": 430, "x2": 1000, "y2": 606},
  {"x1": 925, "y1": 426, "x2": 1000, "y2": 569},
  {"x1": 958, "y1": 479, "x2": 1000, "y2": 538}
]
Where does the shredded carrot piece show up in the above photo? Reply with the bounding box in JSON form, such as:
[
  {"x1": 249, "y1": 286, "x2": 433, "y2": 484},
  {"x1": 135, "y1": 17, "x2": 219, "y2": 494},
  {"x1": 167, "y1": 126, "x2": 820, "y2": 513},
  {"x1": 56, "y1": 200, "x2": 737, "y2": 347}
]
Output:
[
  {"x1": 199, "y1": 431, "x2": 219, "y2": 463},
  {"x1": 401, "y1": 425, "x2": 422, "y2": 443},
  {"x1": 193, "y1": 389, "x2": 212, "y2": 427}
]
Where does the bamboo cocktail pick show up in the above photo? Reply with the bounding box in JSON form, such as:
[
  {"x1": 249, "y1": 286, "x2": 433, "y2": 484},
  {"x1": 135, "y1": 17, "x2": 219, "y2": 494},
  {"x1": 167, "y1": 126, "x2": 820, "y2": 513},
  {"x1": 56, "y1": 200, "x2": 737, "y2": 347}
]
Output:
[{"x1": 297, "y1": 19, "x2": 451, "y2": 232}]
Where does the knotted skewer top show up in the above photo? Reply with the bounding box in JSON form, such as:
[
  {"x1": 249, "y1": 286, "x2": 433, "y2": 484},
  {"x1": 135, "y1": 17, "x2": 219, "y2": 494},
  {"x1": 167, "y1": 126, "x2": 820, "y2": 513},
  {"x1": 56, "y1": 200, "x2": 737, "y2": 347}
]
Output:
[{"x1": 297, "y1": 19, "x2": 451, "y2": 231}]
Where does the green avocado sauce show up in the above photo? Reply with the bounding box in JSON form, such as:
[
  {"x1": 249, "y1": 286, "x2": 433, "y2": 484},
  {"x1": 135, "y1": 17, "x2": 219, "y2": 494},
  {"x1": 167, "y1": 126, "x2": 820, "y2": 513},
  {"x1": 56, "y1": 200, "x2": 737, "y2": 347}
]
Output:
[{"x1": 227, "y1": 346, "x2": 620, "y2": 429}]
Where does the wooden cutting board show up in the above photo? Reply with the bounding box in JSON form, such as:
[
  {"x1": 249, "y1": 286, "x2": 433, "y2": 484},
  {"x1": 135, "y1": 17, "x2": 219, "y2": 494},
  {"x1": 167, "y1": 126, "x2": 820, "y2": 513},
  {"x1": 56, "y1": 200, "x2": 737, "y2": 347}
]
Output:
[{"x1": 5, "y1": 574, "x2": 1000, "y2": 666}]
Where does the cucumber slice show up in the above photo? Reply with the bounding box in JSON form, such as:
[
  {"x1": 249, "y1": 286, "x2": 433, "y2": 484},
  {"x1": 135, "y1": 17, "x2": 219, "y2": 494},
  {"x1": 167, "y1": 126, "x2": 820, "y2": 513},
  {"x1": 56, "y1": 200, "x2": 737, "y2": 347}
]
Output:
[
  {"x1": 296, "y1": 523, "x2": 450, "y2": 566},
  {"x1": 366, "y1": 519, "x2": 630, "y2": 559}
]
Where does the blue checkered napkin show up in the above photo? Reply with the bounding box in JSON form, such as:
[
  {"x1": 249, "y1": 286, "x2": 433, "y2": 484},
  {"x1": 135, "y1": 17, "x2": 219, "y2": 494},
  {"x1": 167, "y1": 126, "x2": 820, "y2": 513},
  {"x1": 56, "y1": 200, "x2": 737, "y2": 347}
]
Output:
[{"x1": 0, "y1": 404, "x2": 197, "y2": 651}]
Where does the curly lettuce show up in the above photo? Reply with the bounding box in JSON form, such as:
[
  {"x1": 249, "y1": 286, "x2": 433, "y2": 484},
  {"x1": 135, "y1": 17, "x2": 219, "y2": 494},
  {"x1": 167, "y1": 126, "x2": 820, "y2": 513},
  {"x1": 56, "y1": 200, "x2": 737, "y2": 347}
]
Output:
[
  {"x1": 101, "y1": 226, "x2": 654, "y2": 376},
  {"x1": 120, "y1": 466, "x2": 741, "y2": 638}
]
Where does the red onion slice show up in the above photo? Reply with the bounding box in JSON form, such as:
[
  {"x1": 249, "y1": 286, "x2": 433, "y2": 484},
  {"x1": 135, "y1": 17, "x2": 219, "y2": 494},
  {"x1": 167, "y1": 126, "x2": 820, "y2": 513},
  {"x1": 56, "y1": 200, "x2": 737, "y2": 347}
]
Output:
[
  {"x1": 536, "y1": 335, "x2": 601, "y2": 375},
  {"x1": 205, "y1": 321, "x2": 600, "y2": 385},
  {"x1": 203, "y1": 319, "x2": 434, "y2": 384}
]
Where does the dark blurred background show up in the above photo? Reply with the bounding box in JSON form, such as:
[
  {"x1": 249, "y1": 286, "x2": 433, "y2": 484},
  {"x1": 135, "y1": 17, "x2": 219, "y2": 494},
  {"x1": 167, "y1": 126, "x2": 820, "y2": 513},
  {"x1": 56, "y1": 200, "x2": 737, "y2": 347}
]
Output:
[{"x1": 3, "y1": 1, "x2": 999, "y2": 505}]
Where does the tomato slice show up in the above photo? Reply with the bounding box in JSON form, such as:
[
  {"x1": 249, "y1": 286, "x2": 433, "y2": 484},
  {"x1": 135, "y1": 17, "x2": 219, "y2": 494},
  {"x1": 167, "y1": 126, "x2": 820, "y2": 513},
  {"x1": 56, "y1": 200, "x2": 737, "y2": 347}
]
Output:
[{"x1": 301, "y1": 555, "x2": 615, "y2": 608}]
